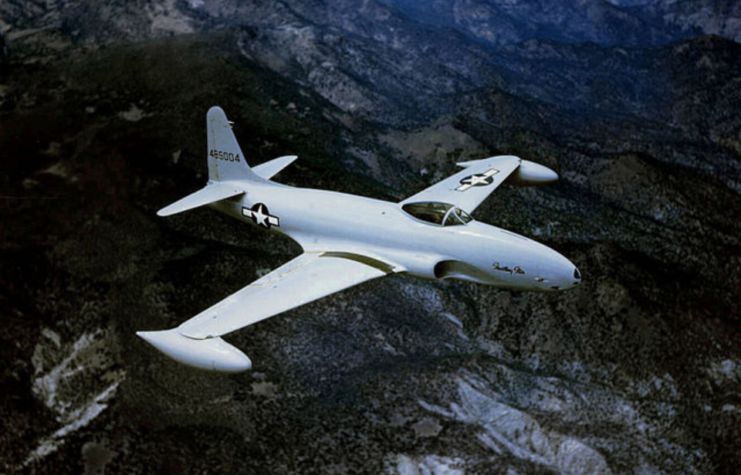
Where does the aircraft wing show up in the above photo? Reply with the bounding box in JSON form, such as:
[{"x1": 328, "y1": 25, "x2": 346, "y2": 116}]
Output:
[
  {"x1": 401, "y1": 155, "x2": 522, "y2": 214},
  {"x1": 178, "y1": 252, "x2": 392, "y2": 338},
  {"x1": 137, "y1": 252, "x2": 395, "y2": 371}
]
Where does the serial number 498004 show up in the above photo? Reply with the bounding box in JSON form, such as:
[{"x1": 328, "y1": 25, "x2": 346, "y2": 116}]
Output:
[{"x1": 210, "y1": 150, "x2": 240, "y2": 162}]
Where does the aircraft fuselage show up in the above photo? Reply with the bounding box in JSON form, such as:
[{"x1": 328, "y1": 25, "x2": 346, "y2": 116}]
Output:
[{"x1": 211, "y1": 180, "x2": 581, "y2": 292}]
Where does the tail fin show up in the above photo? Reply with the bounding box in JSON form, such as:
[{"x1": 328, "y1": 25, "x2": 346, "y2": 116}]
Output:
[{"x1": 206, "y1": 106, "x2": 262, "y2": 183}]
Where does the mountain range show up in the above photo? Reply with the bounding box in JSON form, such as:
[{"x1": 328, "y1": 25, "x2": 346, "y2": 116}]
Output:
[{"x1": 1, "y1": 1, "x2": 739, "y2": 474}]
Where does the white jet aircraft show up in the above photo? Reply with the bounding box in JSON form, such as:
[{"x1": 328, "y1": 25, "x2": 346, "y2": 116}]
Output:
[{"x1": 138, "y1": 106, "x2": 581, "y2": 372}]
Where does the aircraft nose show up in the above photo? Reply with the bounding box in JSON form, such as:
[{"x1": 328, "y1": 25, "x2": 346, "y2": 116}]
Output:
[
  {"x1": 540, "y1": 252, "x2": 580, "y2": 291},
  {"x1": 526, "y1": 240, "x2": 580, "y2": 292}
]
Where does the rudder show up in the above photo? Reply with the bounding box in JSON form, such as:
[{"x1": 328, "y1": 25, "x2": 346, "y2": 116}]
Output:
[{"x1": 206, "y1": 106, "x2": 261, "y2": 183}]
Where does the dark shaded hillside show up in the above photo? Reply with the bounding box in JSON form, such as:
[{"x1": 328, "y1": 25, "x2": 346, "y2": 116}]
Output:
[{"x1": 1, "y1": 1, "x2": 740, "y2": 474}]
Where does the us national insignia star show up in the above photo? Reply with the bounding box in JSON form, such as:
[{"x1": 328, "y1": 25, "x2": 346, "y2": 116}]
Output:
[
  {"x1": 242, "y1": 203, "x2": 280, "y2": 229},
  {"x1": 456, "y1": 168, "x2": 500, "y2": 191}
]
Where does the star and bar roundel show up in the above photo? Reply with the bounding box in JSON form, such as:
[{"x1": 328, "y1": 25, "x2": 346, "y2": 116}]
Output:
[
  {"x1": 242, "y1": 203, "x2": 280, "y2": 229},
  {"x1": 456, "y1": 168, "x2": 500, "y2": 191}
]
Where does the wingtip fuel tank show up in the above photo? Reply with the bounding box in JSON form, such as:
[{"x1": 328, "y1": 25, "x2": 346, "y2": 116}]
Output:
[
  {"x1": 136, "y1": 329, "x2": 252, "y2": 373},
  {"x1": 507, "y1": 159, "x2": 559, "y2": 186}
]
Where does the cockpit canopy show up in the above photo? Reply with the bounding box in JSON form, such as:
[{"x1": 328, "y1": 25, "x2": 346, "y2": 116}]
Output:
[{"x1": 401, "y1": 202, "x2": 473, "y2": 226}]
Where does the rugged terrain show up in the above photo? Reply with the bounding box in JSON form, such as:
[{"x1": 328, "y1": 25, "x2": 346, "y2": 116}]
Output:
[{"x1": 1, "y1": 1, "x2": 740, "y2": 474}]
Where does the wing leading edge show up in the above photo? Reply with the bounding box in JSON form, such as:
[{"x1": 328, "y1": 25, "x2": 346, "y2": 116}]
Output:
[{"x1": 137, "y1": 252, "x2": 394, "y2": 371}]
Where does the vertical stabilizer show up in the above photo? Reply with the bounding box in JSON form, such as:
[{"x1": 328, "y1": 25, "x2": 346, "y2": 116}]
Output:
[{"x1": 206, "y1": 106, "x2": 263, "y2": 183}]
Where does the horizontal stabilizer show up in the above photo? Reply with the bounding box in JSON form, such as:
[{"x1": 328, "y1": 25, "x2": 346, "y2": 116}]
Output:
[
  {"x1": 157, "y1": 181, "x2": 244, "y2": 217},
  {"x1": 253, "y1": 155, "x2": 298, "y2": 180},
  {"x1": 136, "y1": 329, "x2": 251, "y2": 372}
]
